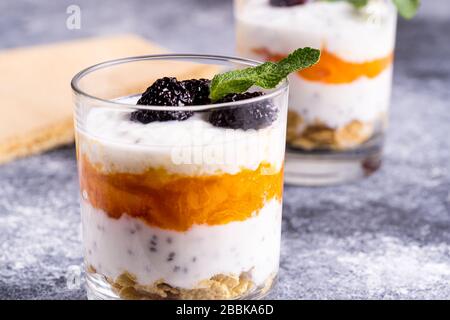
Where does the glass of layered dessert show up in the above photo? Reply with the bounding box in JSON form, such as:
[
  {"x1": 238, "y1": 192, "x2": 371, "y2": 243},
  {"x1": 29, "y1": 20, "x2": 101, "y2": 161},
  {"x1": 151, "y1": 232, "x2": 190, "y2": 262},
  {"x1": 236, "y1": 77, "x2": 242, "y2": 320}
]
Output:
[
  {"x1": 235, "y1": 0, "x2": 399, "y2": 185},
  {"x1": 71, "y1": 54, "x2": 292, "y2": 299}
]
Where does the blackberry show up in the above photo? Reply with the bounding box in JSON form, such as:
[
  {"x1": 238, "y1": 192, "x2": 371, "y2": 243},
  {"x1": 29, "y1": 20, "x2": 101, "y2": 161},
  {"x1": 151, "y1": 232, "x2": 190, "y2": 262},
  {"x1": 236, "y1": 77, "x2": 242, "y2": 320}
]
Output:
[
  {"x1": 181, "y1": 79, "x2": 211, "y2": 105},
  {"x1": 269, "y1": 0, "x2": 308, "y2": 7},
  {"x1": 209, "y1": 92, "x2": 278, "y2": 130},
  {"x1": 137, "y1": 77, "x2": 192, "y2": 106},
  {"x1": 131, "y1": 77, "x2": 194, "y2": 123},
  {"x1": 130, "y1": 108, "x2": 192, "y2": 123}
]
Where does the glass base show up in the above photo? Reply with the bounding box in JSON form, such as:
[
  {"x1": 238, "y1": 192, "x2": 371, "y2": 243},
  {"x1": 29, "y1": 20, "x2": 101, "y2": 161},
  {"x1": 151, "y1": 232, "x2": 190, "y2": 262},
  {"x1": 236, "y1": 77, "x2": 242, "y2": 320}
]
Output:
[
  {"x1": 86, "y1": 272, "x2": 120, "y2": 300},
  {"x1": 284, "y1": 144, "x2": 382, "y2": 186},
  {"x1": 86, "y1": 271, "x2": 277, "y2": 300}
]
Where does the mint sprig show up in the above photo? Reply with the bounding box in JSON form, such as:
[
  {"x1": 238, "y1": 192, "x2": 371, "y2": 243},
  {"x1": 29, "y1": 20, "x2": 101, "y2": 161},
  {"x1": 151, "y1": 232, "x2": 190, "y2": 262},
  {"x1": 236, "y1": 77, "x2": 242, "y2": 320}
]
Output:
[
  {"x1": 209, "y1": 47, "x2": 320, "y2": 101},
  {"x1": 392, "y1": 0, "x2": 420, "y2": 19},
  {"x1": 347, "y1": 0, "x2": 369, "y2": 8},
  {"x1": 324, "y1": 0, "x2": 420, "y2": 19},
  {"x1": 323, "y1": 0, "x2": 369, "y2": 9}
]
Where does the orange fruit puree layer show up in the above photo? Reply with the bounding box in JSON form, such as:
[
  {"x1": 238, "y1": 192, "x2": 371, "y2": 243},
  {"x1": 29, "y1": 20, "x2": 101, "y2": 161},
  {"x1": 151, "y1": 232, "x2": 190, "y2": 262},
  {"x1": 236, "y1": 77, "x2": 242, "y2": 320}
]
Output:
[
  {"x1": 253, "y1": 48, "x2": 393, "y2": 84},
  {"x1": 80, "y1": 156, "x2": 284, "y2": 231}
]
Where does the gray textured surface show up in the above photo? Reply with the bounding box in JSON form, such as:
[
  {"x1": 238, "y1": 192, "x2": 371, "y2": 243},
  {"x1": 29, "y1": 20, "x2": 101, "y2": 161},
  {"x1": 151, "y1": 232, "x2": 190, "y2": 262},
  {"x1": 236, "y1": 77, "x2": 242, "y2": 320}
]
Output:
[{"x1": 1, "y1": 0, "x2": 449, "y2": 300}]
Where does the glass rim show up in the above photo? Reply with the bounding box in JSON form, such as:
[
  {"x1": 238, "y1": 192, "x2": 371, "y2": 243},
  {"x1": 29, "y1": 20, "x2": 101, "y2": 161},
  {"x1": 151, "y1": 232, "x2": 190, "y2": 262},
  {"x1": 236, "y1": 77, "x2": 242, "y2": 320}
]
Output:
[{"x1": 71, "y1": 54, "x2": 289, "y2": 112}]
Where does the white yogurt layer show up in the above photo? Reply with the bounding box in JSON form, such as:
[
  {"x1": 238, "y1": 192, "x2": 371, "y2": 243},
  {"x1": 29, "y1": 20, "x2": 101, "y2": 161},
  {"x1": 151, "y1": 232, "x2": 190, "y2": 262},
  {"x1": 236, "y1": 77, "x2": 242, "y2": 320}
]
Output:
[
  {"x1": 288, "y1": 67, "x2": 392, "y2": 128},
  {"x1": 236, "y1": 0, "x2": 397, "y2": 128},
  {"x1": 79, "y1": 96, "x2": 285, "y2": 175},
  {"x1": 82, "y1": 199, "x2": 281, "y2": 289},
  {"x1": 236, "y1": 0, "x2": 397, "y2": 62}
]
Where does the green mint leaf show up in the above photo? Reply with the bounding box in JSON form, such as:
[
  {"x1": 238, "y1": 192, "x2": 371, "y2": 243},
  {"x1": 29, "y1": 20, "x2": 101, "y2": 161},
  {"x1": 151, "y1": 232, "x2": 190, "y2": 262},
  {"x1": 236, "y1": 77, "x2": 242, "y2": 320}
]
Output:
[
  {"x1": 348, "y1": 0, "x2": 369, "y2": 8},
  {"x1": 344, "y1": 0, "x2": 369, "y2": 8},
  {"x1": 392, "y1": 0, "x2": 420, "y2": 19},
  {"x1": 209, "y1": 47, "x2": 320, "y2": 101},
  {"x1": 323, "y1": 0, "x2": 369, "y2": 9}
]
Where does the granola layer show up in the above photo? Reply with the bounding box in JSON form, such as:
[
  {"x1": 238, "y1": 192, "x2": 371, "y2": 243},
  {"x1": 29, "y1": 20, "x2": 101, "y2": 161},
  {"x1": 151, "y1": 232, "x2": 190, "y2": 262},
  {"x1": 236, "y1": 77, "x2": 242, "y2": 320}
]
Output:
[
  {"x1": 287, "y1": 111, "x2": 375, "y2": 150},
  {"x1": 89, "y1": 267, "x2": 274, "y2": 300}
]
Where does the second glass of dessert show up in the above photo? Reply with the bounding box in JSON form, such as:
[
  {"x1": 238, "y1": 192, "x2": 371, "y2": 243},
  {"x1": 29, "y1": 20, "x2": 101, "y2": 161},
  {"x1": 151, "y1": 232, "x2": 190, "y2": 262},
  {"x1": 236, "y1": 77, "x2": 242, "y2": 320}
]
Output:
[
  {"x1": 236, "y1": 0, "x2": 398, "y2": 185},
  {"x1": 72, "y1": 54, "x2": 293, "y2": 299}
]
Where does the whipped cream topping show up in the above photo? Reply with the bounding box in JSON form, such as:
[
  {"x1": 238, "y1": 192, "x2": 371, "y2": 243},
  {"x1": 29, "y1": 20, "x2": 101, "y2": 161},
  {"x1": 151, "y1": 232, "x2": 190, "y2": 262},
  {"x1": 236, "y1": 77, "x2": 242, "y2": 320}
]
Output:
[{"x1": 79, "y1": 96, "x2": 286, "y2": 175}]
